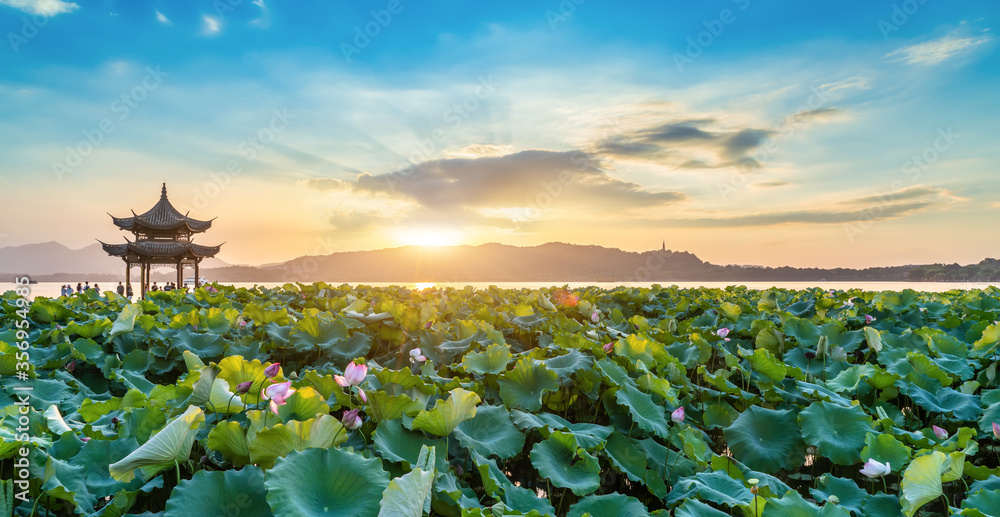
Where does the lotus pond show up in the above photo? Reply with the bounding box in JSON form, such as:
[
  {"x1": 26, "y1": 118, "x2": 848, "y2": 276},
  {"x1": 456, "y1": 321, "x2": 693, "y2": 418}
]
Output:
[{"x1": 3, "y1": 283, "x2": 1000, "y2": 516}]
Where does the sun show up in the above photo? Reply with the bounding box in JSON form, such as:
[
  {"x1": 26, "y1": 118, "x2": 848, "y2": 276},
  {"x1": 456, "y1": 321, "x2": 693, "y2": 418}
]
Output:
[{"x1": 394, "y1": 227, "x2": 462, "y2": 247}]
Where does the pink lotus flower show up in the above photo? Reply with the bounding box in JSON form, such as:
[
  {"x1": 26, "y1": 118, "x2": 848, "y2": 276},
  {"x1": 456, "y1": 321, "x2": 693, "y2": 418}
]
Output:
[
  {"x1": 603, "y1": 343, "x2": 613, "y2": 354},
  {"x1": 80, "y1": 436, "x2": 91, "y2": 443},
  {"x1": 342, "y1": 408, "x2": 362, "y2": 430},
  {"x1": 239, "y1": 320, "x2": 248, "y2": 329},
  {"x1": 932, "y1": 425, "x2": 948, "y2": 440},
  {"x1": 263, "y1": 362, "x2": 281, "y2": 378},
  {"x1": 859, "y1": 459, "x2": 890, "y2": 478},
  {"x1": 335, "y1": 362, "x2": 368, "y2": 387},
  {"x1": 716, "y1": 328, "x2": 731, "y2": 341},
  {"x1": 865, "y1": 315, "x2": 876, "y2": 324},
  {"x1": 993, "y1": 422, "x2": 1000, "y2": 440},
  {"x1": 66, "y1": 360, "x2": 76, "y2": 372},
  {"x1": 590, "y1": 311, "x2": 600, "y2": 323},
  {"x1": 207, "y1": 286, "x2": 218, "y2": 294},
  {"x1": 842, "y1": 298, "x2": 855, "y2": 308},
  {"x1": 409, "y1": 348, "x2": 427, "y2": 363},
  {"x1": 236, "y1": 381, "x2": 253, "y2": 394},
  {"x1": 262, "y1": 381, "x2": 296, "y2": 414},
  {"x1": 671, "y1": 407, "x2": 685, "y2": 423}
]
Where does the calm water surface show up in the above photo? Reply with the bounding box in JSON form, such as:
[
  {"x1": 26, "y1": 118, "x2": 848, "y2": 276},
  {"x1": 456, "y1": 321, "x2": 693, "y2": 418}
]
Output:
[{"x1": 11, "y1": 280, "x2": 999, "y2": 300}]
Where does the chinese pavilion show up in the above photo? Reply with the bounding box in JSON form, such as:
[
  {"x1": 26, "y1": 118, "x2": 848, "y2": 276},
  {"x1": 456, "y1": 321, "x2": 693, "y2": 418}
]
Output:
[{"x1": 100, "y1": 183, "x2": 222, "y2": 298}]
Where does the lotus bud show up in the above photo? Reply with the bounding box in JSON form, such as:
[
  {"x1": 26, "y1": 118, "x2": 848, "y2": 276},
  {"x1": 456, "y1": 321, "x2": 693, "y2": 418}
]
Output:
[
  {"x1": 424, "y1": 321, "x2": 433, "y2": 329},
  {"x1": 603, "y1": 343, "x2": 613, "y2": 354},
  {"x1": 932, "y1": 425, "x2": 948, "y2": 440},
  {"x1": 66, "y1": 360, "x2": 76, "y2": 372},
  {"x1": 590, "y1": 311, "x2": 600, "y2": 323},
  {"x1": 342, "y1": 408, "x2": 362, "y2": 430},
  {"x1": 80, "y1": 436, "x2": 91, "y2": 443},
  {"x1": 263, "y1": 362, "x2": 281, "y2": 378},
  {"x1": 993, "y1": 422, "x2": 1000, "y2": 440},
  {"x1": 816, "y1": 335, "x2": 829, "y2": 359},
  {"x1": 236, "y1": 381, "x2": 253, "y2": 394},
  {"x1": 671, "y1": 407, "x2": 685, "y2": 423},
  {"x1": 200, "y1": 455, "x2": 210, "y2": 465},
  {"x1": 865, "y1": 314, "x2": 876, "y2": 324},
  {"x1": 358, "y1": 388, "x2": 367, "y2": 404}
]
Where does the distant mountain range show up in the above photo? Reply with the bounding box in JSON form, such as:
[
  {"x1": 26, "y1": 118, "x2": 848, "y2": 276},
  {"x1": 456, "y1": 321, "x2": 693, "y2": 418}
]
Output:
[
  {"x1": 0, "y1": 242, "x2": 229, "y2": 282},
  {"x1": 2, "y1": 241, "x2": 998, "y2": 283}
]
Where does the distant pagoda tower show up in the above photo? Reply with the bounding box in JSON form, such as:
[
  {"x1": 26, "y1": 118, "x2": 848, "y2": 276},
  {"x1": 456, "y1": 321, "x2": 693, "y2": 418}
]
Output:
[{"x1": 99, "y1": 183, "x2": 222, "y2": 298}]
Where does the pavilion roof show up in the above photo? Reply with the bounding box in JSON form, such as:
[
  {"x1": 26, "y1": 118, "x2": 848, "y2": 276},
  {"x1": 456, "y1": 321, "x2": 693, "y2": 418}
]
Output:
[
  {"x1": 100, "y1": 240, "x2": 222, "y2": 259},
  {"x1": 110, "y1": 183, "x2": 214, "y2": 233}
]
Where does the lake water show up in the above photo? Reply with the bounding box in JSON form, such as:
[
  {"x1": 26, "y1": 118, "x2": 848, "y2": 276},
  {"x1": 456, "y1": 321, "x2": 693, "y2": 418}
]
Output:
[{"x1": 9, "y1": 280, "x2": 998, "y2": 300}]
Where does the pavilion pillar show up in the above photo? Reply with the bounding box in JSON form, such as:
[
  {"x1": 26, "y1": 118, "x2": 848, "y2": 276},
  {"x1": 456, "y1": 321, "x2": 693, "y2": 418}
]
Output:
[
  {"x1": 176, "y1": 260, "x2": 182, "y2": 289},
  {"x1": 140, "y1": 263, "x2": 147, "y2": 299},
  {"x1": 194, "y1": 260, "x2": 200, "y2": 289},
  {"x1": 125, "y1": 261, "x2": 131, "y2": 297}
]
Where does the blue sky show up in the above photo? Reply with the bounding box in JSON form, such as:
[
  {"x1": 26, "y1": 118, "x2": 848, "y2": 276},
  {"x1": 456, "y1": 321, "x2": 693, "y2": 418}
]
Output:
[{"x1": 1, "y1": 0, "x2": 998, "y2": 268}]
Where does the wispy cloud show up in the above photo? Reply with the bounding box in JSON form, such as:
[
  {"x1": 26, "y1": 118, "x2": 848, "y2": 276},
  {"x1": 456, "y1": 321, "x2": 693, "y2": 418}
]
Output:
[
  {"x1": 201, "y1": 14, "x2": 222, "y2": 36},
  {"x1": 660, "y1": 186, "x2": 958, "y2": 228},
  {"x1": 249, "y1": 0, "x2": 271, "y2": 29},
  {"x1": 886, "y1": 25, "x2": 992, "y2": 65},
  {"x1": 155, "y1": 9, "x2": 171, "y2": 25},
  {"x1": 0, "y1": 0, "x2": 78, "y2": 16},
  {"x1": 755, "y1": 180, "x2": 791, "y2": 188}
]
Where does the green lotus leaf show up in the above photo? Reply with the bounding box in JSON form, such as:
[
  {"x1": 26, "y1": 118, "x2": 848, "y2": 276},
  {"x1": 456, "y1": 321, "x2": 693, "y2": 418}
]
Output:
[
  {"x1": 201, "y1": 307, "x2": 235, "y2": 334},
  {"x1": 674, "y1": 499, "x2": 730, "y2": 517},
  {"x1": 378, "y1": 447, "x2": 436, "y2": 517},
  {"x1": 724, "y1": 406, "x2": 805, "y2": 473},
  {"x1": 264, "y1": 447, "x2": 389, "y2": 517},
  {"x1": 373, "y1": 419, "x2": 447, "y2": 469},
  {"x1": 826, "y1": 364, "x2": 876, "y2": 393},
  {"x1": 366, "y1": 391, "x2": 427, "y2": 424},
  {"x1": 860, "y1": 432, "x2": 911, "y2": 471},
  {"x1": 290, "y1": 314, "x2": 350, "y2": 352},
  {"x1": 972, "y1": 322, "x2": 1000, "y2": 356},
  {"x1": 900, "y1": 451, "x2": 947, "y2": 517},
  {"x1": 207, "y1": 421, "x2": 251, "y2": 466},
  {"x1": 764, "y1": 489, "x2": 852, "y2": 516},
  {"x1": 109, "y1": 303, "x2": 144, "y2": 339},
  {"x1": 411, "y1": 387, "x2": 480, "y2": 437},
  {"x1": 164, "y1": 468, "x2": 272, "y2": 517},
  {"x1": 809, "y1": 475, "x2": 868, "y2": 515},
  {"x1": 960, "y1": 489, "x2": 1000, "y2": 516},
  {"x1": 461, "y1": 343, "x2": 512, "y2": 375},
  {"x1": 702, "y1": 401, "x2": 739, "y2": 430},
  {"x1": 797, "y1": 401, "x2": 872, "y2": 465},
  {"x1": 248, "y1": 414, "x2": 346, "y2": 468},
  {"x1": 741, "y1": 348, "x2": 787, "y2": 382},
  {"x1": 498, "y1": 358, "x2": 560, "y2": 412},
  {"x1": 29, "y1": 298, "x2": 76, "y2": 323},
  {"x1": 901, "y1": 383, "x2": 981, "y2": 422},
  {"x1": 276, "y1": 386, "x2": 330, "y2": 422},
  {"x1": 65, "y1": 318, "x2": 112, "y2": 339},
  {"x1": 541, "y1": 349, "x2": 593, "y2": 380},
  {"x1": 862, "y1": 494, "x2": 903, "y2": 517},
  {"x1": 242, "y1": 303, "x2": 290, "y2": 326},
  {"x1": 666, "y1": 470, "x2": 753, "y2": 507},
  {"x1": 530, "y1": 431, "x2": 601, "y2": 496},
  {"x1": 109, "y1": 406, "x2": 205, "y2": 482},
  {"x1": 566, "y1": 493, "x2": 650, "y2": 517},
  {"x1": 864, "y1": 326, "x2": 882, "y2": 354},
  {"x1": 782, "y1": 317, "x2": 821, "y2": 345},
  {"x1": 453, "y1": 405, "x2": 525, "y2": 459},
  {"x1": 614, "y1": 382, "x2": 670, "y2": 439},
  {"x1": 170, "y1": 327, "x2": 225, "y2": 358},
  {"x1": 603, "y1": 432, "x2": 647, "y2": 484}
]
